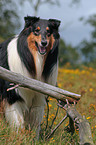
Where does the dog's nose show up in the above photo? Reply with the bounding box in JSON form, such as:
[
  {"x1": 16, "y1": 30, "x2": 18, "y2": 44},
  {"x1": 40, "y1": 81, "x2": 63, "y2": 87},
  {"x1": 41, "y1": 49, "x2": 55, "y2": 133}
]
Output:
[{"x1": 41, "y1": 41, "x2": 47, "y2": 47}]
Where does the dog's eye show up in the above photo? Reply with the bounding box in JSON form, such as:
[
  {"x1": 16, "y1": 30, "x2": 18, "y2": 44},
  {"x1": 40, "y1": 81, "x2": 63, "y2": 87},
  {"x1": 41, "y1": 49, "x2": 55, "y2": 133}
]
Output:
[
  {"x1": 46, "y1": 27, "x2": 51, "y2": 36},
  {"x1": 47, "y1": 29, "x2": 51, "y2": 36}
]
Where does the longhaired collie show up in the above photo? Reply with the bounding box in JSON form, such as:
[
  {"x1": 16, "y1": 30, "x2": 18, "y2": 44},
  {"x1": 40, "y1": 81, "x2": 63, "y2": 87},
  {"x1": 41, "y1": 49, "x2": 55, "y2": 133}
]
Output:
[{"x1": 0, "y1": 16, "x2": 61, "y2": 137}]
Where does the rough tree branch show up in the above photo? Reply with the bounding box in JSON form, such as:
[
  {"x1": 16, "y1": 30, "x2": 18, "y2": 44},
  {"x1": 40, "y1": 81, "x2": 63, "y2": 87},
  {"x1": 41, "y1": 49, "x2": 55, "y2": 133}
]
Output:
[
  {"x1": 58, "y1": 100, "x2": 94, "y2": 145},
  {"x1": 0, "y1": 66, "x2": 81, "y2": 103}
]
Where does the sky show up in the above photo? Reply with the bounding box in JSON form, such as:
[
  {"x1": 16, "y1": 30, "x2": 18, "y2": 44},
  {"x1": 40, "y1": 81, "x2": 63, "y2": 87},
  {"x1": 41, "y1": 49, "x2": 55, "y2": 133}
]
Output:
[{"x1": 18, "y1": 0, "x2": 96, "y2": 47}]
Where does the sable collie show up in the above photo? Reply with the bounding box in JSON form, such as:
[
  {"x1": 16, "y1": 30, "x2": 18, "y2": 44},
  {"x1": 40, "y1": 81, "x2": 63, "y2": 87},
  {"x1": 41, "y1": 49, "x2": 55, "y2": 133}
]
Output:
[{"x1": 0, "y1": 16, "x2": 61, "y2": 137}]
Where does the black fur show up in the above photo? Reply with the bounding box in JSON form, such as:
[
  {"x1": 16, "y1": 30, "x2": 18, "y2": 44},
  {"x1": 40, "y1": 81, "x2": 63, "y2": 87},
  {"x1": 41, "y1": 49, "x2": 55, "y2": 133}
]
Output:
[
  {"x1": 0, "y1": 81, "x2": 23, "y2": 104},
  {"x1": 0, "y1": 37, "x2": 12, "y2": 99},
  {"x1": 24, "y1": 16, "x2": 40, "y2": 29},
  {"x1": 0, "y1": 37, "x2": 13, "y2": 69},
  {"x1": 17, "y1": 32, "x2": 36, "y2": 77},
  {"x1": 42, "y1": 41, "x2": 59, "y2": 80},
  {"x1": 0, "y1": 37, "x2": 23, "y2": 104}
]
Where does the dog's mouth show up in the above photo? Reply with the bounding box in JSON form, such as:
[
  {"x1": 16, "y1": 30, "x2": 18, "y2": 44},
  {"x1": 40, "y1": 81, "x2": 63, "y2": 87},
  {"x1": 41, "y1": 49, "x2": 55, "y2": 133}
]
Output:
[{"x1": 35, "y1": 42, "x2": 47, "y2": 55}]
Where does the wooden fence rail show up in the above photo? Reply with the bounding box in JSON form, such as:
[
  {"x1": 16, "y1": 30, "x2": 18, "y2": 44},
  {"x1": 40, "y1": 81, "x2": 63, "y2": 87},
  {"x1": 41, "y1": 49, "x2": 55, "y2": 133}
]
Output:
[{"x1": 0, "y1": 66, "x2": 81, "y2": 103}]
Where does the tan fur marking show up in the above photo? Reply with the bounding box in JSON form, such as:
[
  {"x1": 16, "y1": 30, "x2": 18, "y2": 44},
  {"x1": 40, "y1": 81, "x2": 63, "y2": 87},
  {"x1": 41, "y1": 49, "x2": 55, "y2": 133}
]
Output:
[
  {"x1": 46, "y1": 34, "x2": 55, "y2": 52},
  {"x1": 27, "y1": 32, "x2": 55, "y2": 77},
  {"x1": 27, "y1": 32, "x2": 41, "y2": 76},
  {"x1": 27, "y1": 32, "x2": 42, "y2": 51},
  {"x1": 27, "y1": 33, "x2": 55, "y2": 53}
]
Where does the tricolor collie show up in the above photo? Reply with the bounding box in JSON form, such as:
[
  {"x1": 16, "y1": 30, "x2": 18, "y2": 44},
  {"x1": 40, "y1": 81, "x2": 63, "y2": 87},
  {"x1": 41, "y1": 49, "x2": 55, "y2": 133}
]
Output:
[{"x1": 0, "y1": 16, "x2": 61, "y2": 137}]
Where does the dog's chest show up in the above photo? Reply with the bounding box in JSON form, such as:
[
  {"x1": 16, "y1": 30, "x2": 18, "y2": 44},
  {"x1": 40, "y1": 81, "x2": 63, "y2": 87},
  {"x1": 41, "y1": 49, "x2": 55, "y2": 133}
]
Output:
[
  {"x1": 7, "y1": 37, "x2": 57, "y2": 108},
  {"x1": 35, "y1": 53, "x2": 45, "y2": 80}
]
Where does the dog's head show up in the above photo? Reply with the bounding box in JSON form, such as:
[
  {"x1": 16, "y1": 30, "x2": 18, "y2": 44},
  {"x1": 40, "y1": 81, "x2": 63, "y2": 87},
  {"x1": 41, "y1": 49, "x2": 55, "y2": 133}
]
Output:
[{"x1": 24, "y1": 16, "x2": 61, "y2": 55}]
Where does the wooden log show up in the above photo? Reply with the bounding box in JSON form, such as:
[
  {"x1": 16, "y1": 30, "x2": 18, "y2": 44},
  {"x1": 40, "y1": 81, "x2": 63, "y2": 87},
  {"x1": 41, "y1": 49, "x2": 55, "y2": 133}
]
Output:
[
  {"x1": 0, "y1": 66, "x2": 81, "y2": 102},
  {"x1": 63, "y1": 103, "x2": 94, "y2": 145}
]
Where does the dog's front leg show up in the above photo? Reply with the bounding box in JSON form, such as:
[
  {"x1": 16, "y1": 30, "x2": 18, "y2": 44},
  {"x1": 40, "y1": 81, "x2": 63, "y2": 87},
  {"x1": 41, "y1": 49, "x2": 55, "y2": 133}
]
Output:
[
  {"x1": 5, "y1": 101, "x2": 25, "y2": 130},
  {"x1": 28, "y1": 94, "x2": 46, "y2": 139}
]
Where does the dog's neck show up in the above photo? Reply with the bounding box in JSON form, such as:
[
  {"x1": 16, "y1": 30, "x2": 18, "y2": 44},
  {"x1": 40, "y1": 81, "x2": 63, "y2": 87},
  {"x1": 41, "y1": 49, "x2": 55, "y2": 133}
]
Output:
[
  {"x1": 35, "y1": 52, "x2": 45, "y2": 80},
  {"x1": 29, "y1": 49, "x2": 50, "y2": 80}
]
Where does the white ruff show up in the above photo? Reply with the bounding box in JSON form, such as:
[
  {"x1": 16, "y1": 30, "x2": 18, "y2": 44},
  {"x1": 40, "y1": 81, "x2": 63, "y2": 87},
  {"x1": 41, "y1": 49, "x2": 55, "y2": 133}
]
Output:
[
  {"x1": 35, "y1": 52, "x2": 45, "y2": 80},
  {"x1": 7, "y1": 36, "x2": 32, "y2": 78}
]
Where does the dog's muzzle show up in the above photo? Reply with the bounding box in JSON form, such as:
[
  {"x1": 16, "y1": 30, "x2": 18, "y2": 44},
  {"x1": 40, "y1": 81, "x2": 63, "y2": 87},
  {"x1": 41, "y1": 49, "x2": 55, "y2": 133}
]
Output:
[{"x1": 35, "y1": 41, "x2": 48, "y2": 55}]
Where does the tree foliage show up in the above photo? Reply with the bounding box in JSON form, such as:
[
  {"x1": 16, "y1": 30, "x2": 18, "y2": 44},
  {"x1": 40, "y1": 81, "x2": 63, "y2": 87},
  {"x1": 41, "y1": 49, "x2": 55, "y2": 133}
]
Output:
[
  {"x1": 0, "y1": 0, "x2": 79, "y2": 41},
  {"x1": 23, "y1": 0, "x2": 80, "y2": 16},
  {"x1": 0, "y1": 0, "x2": 20, "y2": 40},
  {"x1": 59, "y1": 39, "x2": 79, "y2": 66},
  {"x1": 25, "y1": 0, "x2": 60, "y2": 16},
  {"x1": 86, "y1": 14, "x2": 96, "y2": 42},
  {"x1": 78, "y1": 14, "x2": 96, "y2": 64}
]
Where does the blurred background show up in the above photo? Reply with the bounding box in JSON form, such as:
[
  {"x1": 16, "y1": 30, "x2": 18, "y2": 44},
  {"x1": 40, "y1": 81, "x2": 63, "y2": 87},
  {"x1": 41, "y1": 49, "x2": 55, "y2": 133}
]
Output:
[{"x1": 0, "y1": 0, "x2": 96, "y2": 68}]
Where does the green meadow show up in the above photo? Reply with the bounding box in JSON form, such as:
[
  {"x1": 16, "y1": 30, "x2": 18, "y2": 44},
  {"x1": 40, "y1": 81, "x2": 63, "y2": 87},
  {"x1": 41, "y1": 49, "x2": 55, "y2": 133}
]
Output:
[{"x1": 0, "y1": 65, "x2": 96, "y2": 145}]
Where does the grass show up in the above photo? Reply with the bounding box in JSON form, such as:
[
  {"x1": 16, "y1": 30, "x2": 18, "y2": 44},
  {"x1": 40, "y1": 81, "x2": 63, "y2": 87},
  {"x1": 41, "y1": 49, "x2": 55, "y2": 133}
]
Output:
[{"x1": 0, "y1": 65, "x2": 96, "y2": 144}]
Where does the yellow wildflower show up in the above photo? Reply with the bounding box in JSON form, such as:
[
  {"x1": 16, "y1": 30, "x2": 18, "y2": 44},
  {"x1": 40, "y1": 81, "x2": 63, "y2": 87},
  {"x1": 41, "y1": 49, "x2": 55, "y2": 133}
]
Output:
[
  {"x1": 58, "y1": 83, "x2": 62, "y2": 88},
  {"x1": 50, "y1": 137, "x2": 55, "y2": 142},
  {"x1": 50, "y1": 137, "x2": 54, "y2": 140},
  {"x1": 86, "y1": 117, "x2": 91, "y2": 120},
  {"x1": 89, "y1": 67, "x2": 93, "y2": 71},
  {"x1": 89, "y1": 88, "x2": 93, "y2": 92},
  {"x1": 51, "y1": 114, "x2": 55, "y2": 117},
  {"x1": 65, "y1": 122, "x2": 69, "y2": 126},
  {"x1": 75, "y1": 129, "x2": 79, "y2": 135},
  {"x1": 49, "y1": 98, "x2": 52, "y2": 101},
  {"x1": 49, "y1": 104, "x2": 52, "y2": 108},
  {"x1": 54, "y1": 122, "x2": 56, "y2": 125}
]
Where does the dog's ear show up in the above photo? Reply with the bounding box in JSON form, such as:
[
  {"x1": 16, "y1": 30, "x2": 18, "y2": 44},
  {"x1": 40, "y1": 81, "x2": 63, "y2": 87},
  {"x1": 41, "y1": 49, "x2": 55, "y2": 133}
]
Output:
[
  {"x1": 49, "y1": 19, "x2": 61, "y2": 30},
  {"x1": 24, "y1": 16, "x2": 39, "y2": 28}
]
